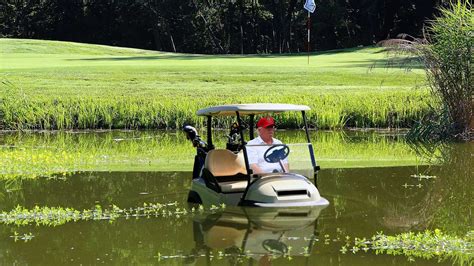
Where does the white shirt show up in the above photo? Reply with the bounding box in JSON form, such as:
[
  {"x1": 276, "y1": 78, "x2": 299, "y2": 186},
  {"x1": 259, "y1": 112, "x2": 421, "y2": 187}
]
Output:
[{"x1": 246, "y1": 136, "x2": 288, "y2": 173}]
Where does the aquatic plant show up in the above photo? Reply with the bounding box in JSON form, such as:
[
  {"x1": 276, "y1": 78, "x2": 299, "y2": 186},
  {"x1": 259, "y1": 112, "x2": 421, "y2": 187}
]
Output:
[
  {"x1": 10, "y1": 231, "x2": 34, "y2": 242},
  {"x1": 343, "y1": 230, "x2": 473, "y2": 265},
  {"x1": 156, "y1": 245, "x2": 308, "y2": 263},
  {"x1": 150, "y1": 229, "x2": 473, "y2": 264},
  {"x1": 410, "y1": 174, "x2": 437, "y2": 180},
  {"x1": 0, "y1": 202, "x2": 226, "y2": 227}
]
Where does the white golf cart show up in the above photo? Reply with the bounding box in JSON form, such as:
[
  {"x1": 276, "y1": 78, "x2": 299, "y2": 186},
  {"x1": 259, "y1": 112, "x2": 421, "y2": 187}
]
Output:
[{"x1": 183, "y1": 103, "x2": 329, "y2": 207}]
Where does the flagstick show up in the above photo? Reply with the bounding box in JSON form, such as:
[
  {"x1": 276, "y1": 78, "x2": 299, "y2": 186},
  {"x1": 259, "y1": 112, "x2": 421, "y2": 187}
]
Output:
[{"x1": 307, "y1": 11, "x2": 310, "y2": 64}]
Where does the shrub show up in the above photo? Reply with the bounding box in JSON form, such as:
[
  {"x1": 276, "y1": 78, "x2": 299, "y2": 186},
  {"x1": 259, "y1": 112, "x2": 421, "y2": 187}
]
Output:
[{"x1": 381, "y1": 1, "x2": 473, "y2": 140}]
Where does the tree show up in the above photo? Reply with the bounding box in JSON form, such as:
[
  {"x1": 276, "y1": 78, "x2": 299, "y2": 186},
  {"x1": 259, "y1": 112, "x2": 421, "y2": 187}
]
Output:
[{"x1": 0, "y1": 0, "x2": 452, "y2": 54}]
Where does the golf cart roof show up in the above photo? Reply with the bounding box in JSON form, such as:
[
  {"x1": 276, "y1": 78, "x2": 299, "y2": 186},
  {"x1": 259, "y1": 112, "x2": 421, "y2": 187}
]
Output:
[{"x1": 197, "y1": 103, "x2": 311, "y2": 117}]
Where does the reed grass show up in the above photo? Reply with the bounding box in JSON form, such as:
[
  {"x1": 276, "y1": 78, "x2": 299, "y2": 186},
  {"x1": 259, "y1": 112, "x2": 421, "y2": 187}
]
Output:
[
  {"x1": 0, "y1": 130, "x2": 430, "y2": 180},
  {"x1": 1, "y1": 88, "x2": 431, "y2": 130},
  {"x1": 379, "y1": 1, "x2": 473, "y2": 140},
  {"x1": 0, "y1": 38, "x2": 432, "y2": 130}
]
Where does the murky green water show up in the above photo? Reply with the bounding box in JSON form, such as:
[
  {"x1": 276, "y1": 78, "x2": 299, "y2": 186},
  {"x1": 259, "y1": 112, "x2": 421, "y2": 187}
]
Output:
[
  {"x1": 0, "y1": 131, "x2": 472, "y2": 265},
  {"x1": 0, "y1": 130, "x2": 430, "y2": 178}
]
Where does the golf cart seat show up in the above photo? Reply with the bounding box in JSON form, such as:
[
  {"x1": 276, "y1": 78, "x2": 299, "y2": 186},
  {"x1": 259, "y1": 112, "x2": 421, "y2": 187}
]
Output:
[{"x1": 204, "y1": 149, "x2": 248, "y2": 193}]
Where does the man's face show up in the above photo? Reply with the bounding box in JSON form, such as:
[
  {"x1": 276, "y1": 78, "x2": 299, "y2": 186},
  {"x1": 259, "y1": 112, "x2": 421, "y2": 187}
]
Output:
[{"x1": 258, "y1": 125, "x2": 275, "y2": 142}]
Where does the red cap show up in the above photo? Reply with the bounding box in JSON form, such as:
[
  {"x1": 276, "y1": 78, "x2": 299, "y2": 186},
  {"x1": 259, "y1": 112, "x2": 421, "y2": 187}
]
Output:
[{"x1": 256, "y1": 117, "x2": 275, "y2": 128}]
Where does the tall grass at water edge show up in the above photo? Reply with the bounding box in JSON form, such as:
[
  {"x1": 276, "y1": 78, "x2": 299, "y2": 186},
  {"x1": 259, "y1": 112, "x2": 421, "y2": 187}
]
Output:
[
  {"x1": 1, "y1": 86, "x2": 431, "y2": 130},
  {"x1": 0, "y1": 130, "x2": 431, "y2": 180}
]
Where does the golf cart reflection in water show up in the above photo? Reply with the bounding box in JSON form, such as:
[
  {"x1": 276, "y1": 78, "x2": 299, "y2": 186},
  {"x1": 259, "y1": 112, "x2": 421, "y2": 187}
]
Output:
[
  {"x1": 184, "y1": 206, "x2": 325, "y2": 265},
  {"x1": 184, "y1": 104, "x2": 329, "y2": 207}
]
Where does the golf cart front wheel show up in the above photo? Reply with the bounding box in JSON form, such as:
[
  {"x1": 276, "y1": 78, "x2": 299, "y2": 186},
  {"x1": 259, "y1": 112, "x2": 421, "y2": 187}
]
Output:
[{"x1": 187, "y1": 191, "x2": 202, "y2": 204}]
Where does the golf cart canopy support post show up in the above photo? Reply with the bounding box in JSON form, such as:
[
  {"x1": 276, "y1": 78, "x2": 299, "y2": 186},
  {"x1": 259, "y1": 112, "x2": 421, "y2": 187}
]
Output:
[
  {"x1": 249, "y1": 114, "x2": 254, "y2": 140},
  {"x1": 206, "y1": 116, "x2": 214, "y2": 150},
  {"x1": 302, "y1": 110, "x2": 319, "y2": 187},
  {"x1": 236, "y1": 111, "x2": 252, "y2": 175}
]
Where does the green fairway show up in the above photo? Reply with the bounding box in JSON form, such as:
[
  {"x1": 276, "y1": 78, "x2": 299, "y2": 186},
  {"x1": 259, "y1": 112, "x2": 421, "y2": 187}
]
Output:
[{"x1": 1, "y1": 38, "x2": 431, "y2": 129}]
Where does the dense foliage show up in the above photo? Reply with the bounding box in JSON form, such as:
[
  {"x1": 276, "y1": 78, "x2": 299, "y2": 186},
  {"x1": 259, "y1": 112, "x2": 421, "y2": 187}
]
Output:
[
  {"x1": 382, "y1": 1, "x2": 473, "y2": 140},
  {"x1": 425, "y1": 1, "x2": 473, "y2": 139},
  {"x1": 0, "y1": 0, "x2": 448, "y2": 54}
]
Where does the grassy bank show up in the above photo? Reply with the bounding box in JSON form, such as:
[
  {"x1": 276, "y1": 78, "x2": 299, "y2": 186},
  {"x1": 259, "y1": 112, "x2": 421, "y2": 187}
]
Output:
[
  {"x1": 1, "y1": 39, "x2": 431, "y2": 130},
  {"x1": 0, "y1": 130, "x2": 430, "y2": 180}
]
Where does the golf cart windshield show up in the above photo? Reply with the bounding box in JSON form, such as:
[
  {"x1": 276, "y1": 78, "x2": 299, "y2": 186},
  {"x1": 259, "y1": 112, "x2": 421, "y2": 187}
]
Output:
[{"x1": 245, "y1": 143, "x2": 315, "y2": 177}]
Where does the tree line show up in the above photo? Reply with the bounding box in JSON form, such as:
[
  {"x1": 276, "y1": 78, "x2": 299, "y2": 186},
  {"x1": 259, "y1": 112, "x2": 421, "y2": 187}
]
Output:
[{"x1": 1, "y1": 0, "x2": 449, "y2": 54}]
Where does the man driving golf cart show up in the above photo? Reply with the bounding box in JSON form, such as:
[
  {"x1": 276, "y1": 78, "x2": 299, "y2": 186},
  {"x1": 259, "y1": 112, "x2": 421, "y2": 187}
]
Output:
[
  {"x1": 184, "y1": 103, "x2": 328, "y2": 207},
  {"x1": 247, "y1": 116, "x2": 289, "y2": 174}
]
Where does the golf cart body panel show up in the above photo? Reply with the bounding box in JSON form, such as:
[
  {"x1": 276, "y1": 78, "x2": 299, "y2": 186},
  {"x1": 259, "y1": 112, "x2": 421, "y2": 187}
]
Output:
[{"x1": 186, "y1": 103, "x2": 329, "y2": 208}]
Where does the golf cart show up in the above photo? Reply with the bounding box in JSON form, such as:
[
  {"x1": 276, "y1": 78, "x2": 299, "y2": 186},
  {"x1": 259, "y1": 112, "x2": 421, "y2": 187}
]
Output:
[{"x1": 184, "y1": 103, "x2": 329, "y2": 207}]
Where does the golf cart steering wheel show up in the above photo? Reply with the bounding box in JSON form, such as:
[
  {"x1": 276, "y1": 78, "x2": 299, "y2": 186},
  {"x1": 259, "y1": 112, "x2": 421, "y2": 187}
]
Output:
[
  {"x1": 262, "y1": 239, "x2": 288, "y2": 254},
  {"x1": 263, "y1": 144, "x2": 290, "y2": 163}
]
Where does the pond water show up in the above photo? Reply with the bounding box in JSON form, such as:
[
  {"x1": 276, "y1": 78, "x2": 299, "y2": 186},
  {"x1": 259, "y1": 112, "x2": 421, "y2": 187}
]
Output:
[
  {"x1": 0, "y1": 131, "x2": 472, "y2": 265},
  {"x1": 0, "y1": 130, "x2": 430, "y2": 177}
]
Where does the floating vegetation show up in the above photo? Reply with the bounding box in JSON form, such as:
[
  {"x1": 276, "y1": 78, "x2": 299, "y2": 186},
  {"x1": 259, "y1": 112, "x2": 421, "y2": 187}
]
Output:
[
  {"x1": 0, "y1": 202, "x2": 226, "y2": 227},
  {"x1": 10, "y1": 231, "x2": 34, "y2": 242},
  {"x1": 402, "y1": 183, "x2": 423, "y2": 189},
  {"x1": 155, "y1": 231, "x2": 338, "y2": 263},
  {"x1": 342, "y1": 230, "x2": 473, "y2": 265},
  {"x1": 411, "y1": 174, "x2": 437, "y2": 180},
  {"x1": 156, "y1": 246, "x2": 307, "y2": 263}
]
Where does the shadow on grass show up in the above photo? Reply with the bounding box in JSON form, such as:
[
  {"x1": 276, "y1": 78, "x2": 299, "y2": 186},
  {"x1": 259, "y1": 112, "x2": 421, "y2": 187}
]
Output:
[
  {"x1": 332, "y1": 57, "x2": 424, "y2": 69},
  {"x1": 69, "y1": 54, "x2": 318, "y2": 61},
  {"x1": 67, "y1": 46, "x2": 382, "y2": 62},
  {"x1": 69, "y1": 55, "x2": 219, "y2": 61},
  {"x1": 67, "y1": 49, "x2": 423, "y2": 70}
]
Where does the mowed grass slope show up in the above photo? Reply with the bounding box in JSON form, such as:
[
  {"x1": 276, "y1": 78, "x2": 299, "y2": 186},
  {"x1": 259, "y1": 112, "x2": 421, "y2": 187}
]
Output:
[{"x1": 0, "y1": 38, "x2": 431, "y2": 129}]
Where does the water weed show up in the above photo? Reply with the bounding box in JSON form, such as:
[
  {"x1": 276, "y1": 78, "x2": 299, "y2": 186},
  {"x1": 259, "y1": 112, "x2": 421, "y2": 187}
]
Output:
[
  {"x1": 156, "y1": 246, "x2": 308, "y2": 263},
  {"x1": 10, "y1": 231, "x2": 34, "y2": 242},
  {"x1": 0, "y1": 202, "x2": 226, "y2": 227},
  {"x1": 343, "y1": 230, "x2": 473, "y2": 265}
]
